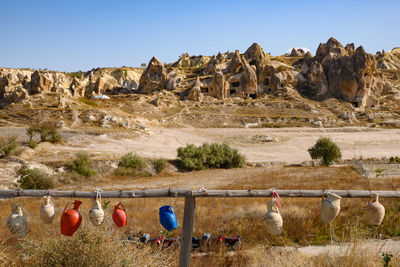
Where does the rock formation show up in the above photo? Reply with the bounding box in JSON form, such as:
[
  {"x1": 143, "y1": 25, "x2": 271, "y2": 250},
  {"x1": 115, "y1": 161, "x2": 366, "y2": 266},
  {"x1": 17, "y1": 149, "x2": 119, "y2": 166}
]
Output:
[
  {"x1": 137, "y1": 56, "x2": 167, "y2": 93},
  {"x1": 1, "y1": 37, "x2": 398, "y2": 109}
]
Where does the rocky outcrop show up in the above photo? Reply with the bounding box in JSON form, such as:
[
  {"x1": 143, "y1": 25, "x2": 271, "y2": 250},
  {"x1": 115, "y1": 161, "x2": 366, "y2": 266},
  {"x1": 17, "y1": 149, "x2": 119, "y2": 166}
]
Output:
[
  {"x1": 186, "y1": 77, "x2": 204, "y2": 101},
  {"x1": 0, "y1": 67, "x2": 142, "y2": 107},
  {"x1": 208, "y1": 69, "x2": 228, "y2": 99},
  {"x1": 300, "y1": 37, "x2": 384, "y2": 107},
  {"x1": 1, "y1": 37, "x2": 397, "y2": 109},
  {"x1": 289, "y1": 48, "x2": 306, "y2": 57},
  {"x1": 227, "y1": 50, "x2": 243, "y2": 73},
  {"x1": 172, "y1": 53, "x2": 210, "y2": 68},
  {"x1": 137, "y1": 57, "x2": 167, "y2": 93},
  {"x1": 303, "y1": 61, "x2": 328, "y2": 96}
]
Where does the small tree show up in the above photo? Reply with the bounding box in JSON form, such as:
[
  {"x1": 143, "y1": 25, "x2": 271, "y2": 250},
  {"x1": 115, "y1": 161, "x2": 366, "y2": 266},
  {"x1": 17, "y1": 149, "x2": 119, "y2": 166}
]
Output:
[
  {"x1": 140, "y1": 63, "x2": 146, "y2": 68},
  {"x1": 308, "y1": 137, "x2": 342, "y2": 166}
]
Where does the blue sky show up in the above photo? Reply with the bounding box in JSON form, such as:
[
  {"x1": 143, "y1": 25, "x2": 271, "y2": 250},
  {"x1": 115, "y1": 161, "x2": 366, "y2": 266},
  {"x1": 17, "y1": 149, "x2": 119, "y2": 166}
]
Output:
[{"x1": 1, "y1": 0, "x2": 399, "y2": 72}]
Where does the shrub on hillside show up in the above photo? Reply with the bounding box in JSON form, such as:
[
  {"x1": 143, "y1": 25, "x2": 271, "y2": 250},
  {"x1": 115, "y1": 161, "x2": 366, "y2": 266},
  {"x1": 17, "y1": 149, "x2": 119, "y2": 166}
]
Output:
[
  {"x1": 0, "y1": 135, "x2": 19, "y2": 158},
  {"x1": 26, "y1": 140, "x2": 38, "y2": 149},
  {"x1": 65, "y1": 153, "x2": 96, "y2": 177},
  {"x1": 308, "y1": 137, "x2": 342, "y2": 166},
  {"x1": 26, "y1": 125, "x2": 62, "y2": 144},
  {"x1": 177, "y1": 143, "x2": 245, "y2": 171},
  {"x1": 17, "y1": 167, "x2": 54, "y2": 189},
  {"x1": 114, "y1": 153, "x2": 149, "y2": 177},
  {"x1": 152, "y1": 158, "x2": 167, "y2": 175}
]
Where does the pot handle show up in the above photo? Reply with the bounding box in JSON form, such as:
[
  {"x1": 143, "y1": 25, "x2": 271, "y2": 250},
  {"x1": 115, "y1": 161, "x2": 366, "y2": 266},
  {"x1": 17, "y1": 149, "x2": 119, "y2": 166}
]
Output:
[
  {"x1": 271, "y1": 204, "x2": 280, "y2": 213},
  {"x1": 118, "y1": 202, "x2": 126, "y2": 211},
  {"x1": 63, "y1": 202, "x2": 70, "y2": 213}
]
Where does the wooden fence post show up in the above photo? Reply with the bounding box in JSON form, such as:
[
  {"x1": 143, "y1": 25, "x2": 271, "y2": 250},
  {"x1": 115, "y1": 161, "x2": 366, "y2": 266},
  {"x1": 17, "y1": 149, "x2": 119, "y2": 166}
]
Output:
[{"x1": 179, "y1": 196, "x2": 195, "y2": 267}]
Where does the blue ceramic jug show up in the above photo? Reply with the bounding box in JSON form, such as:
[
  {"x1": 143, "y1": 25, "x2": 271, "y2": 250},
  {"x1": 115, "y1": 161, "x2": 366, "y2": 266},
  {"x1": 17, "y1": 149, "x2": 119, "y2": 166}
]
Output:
[{"x1": 159, "y1": 205, "x2": 178, "y2": 231}]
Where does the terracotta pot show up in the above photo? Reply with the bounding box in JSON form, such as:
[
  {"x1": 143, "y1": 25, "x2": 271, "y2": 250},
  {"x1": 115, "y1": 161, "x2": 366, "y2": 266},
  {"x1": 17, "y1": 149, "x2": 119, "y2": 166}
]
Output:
[
  {"x1": 40, "y1": 196, "x2": 55, "y2": 224},
  {"x1": 321, "y1": 192, "x2": 341, "y2": 224},
  {"x1": 263, "y1": 199, "x2": 283, "y2": 235},
  {"x1": 89, "y1": 199, "x2": 104, "y2": 226},
  {"x1": 112, "y1": 203, "x2": 127, "y2": 227},
  {"x1": 7, "y1": 204, "x2": 27, "y2": 238},
  {"x1": 60, "y1": 200, "x2": 82, "y2": 236},
  {"x1": 366, "y1": 193, "x2": 385, "y2": 226}
]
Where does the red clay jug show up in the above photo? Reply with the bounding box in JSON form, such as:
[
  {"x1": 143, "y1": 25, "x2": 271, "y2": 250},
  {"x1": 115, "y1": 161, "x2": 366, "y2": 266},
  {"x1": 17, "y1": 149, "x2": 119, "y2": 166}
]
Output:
[
  {"x1": 112, "y1": 202, "x2": 127, "y2": 227},
  {"x1": 60, "y1": 200, "x2": 82, "y2": 236}
]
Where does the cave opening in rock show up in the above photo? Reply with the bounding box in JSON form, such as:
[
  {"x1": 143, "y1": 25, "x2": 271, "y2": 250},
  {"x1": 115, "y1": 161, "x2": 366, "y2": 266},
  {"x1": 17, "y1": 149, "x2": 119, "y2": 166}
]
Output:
[
  {"x1": 231, "y1": 81, "x2": 240, "y2": 88},
  {"x1": 249, "y1": 59, "x2": 256, "y2": 66},
  {"x1": 352, "y1": 102, "x2": 359, "y2": 108},
  {"x1": 264, "y1": 78, "x2": 270, "y2": 86},
  {"x1": 230, "y1": 89, "x2": 236, "y2": 96},
  {"x1": 249, "y1": 94, "x2": 257, "y2": 99}
]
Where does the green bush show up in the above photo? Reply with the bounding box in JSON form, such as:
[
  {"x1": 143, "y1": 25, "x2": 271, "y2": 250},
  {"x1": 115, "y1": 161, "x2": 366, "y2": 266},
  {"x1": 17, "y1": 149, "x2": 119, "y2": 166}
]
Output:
[
  {"x1": 27, "y1": 125, "x2": 62, "y2": 143},
  {"x1": 115, "y1": 153, "x2": 148, "y2": 177},
  {"x1": 17, "y1": 167, "x2": 54, "y2": 189},
  {"x1": 66, "y1": 153, "x2": 96, "y2": 177},
  {"x1": 152, "y1": 158, "x2": 167, "y2": 175},
  {"x1": 118, "y1": 153, "x2": 147, "y2": 169},
  {"x1": 389, "y1": 156, "x2": 400, "y2": 164},
  {"x1": 177, "y1": 143, "x2": 245, "y2": 171},
  {"x1": 26, "y1": 140, "x2": 38, "y2": 149},
  {"x1": 308, "y1": 137, "x2": 342, "y2": 166},
  {"x1": 0, "y1": 136, "x2": 19, "y2": 158}
]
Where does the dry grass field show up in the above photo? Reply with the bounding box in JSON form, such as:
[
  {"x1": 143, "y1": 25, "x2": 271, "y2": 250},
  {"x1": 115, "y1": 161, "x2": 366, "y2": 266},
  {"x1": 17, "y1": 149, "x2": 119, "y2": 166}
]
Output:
[{"x1": 0, "y1": 165, "x2": 399, "y2": 266}]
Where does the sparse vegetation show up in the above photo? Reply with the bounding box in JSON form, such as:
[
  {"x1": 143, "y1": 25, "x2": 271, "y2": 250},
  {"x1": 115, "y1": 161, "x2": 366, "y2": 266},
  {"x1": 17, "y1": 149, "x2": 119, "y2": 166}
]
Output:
[
  {"x1": 152, "y1": 158, "x2": 167, "y2": 175},
  {"x1": 114, "y1": 152, "x2": 149, "y2": 177},
  {"x1": 24, "y1": 227, "x2": 173, "y2": 267},
  {"x1": 26, "y1": 140, "x2": 38, "y2": 149},
  {"x1": 77, "y1": 97, "x2": 99, "y2": 106},
  {"x1": 0, "y1": 135, "x2": 19, "y2": 158},
  {"x1": 308, "y1": 137, "x2": 342, "y2": 166},
  {"x1": 26, "y1": 125, "x2": 62, "y2": 144},
  {"x1": 375, "y1": 167, "x2": 385, "y2": 177},
  {"x1": 177, "y1": 143, "x2": 245, "y2": 171},
  {"x1": 65, "y1": 152, "x2": 96, "y2": 177},
  {"x1": 66, "y1": 70, "x2": 83, "y2": 79},
  {"x1": 389, "y1": 156, "x2": 400, "y2": 164},
  {"x1": 17, "y1": 167, "x2": 54, "y2": 189}
]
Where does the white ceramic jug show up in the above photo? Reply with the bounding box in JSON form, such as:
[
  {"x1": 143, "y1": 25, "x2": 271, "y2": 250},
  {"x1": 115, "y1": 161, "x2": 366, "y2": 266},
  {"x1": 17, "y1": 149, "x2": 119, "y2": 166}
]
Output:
[
  {"x1": 40, "y1": 196, "x2": 55, "y2": 224},
  {"x1": 366, "y1": 193, "x2": 385, "y2": 226},
  {"x1": 7, "y1": 204, "x2": 28, "y2": 237},
  {"x1": 89, "y1": 198, "x2": 104, "y2": 226},
  {"x1": 263, "y1": 198, "x2": 283, "y2": 235},
  {"x1": 321, "y1": 192, "x2": 341, "y2": 224}
]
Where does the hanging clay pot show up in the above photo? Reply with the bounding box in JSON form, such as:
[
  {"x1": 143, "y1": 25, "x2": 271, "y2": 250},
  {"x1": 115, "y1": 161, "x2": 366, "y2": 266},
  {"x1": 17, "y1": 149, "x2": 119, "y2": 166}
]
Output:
[
  {"x1": 321, "y1": 192, "x2": 341, "y2": 224},
  {"x1": 7, "y1": 204, "x2": 28, "y2": 238},
  {"x1": 366, "y1": 193, "x2": 385, "y2": 226},
  {"x1": 112, "y1": 203, "x2": 127, "y2": 227},
  {"x1": 159, "y1": 205, "x2": 178, "y2": 232},
  {"x1": 40, "y1": 196, "x2": 55, "y2": 224},
  {"x1": 60, "y1": 200, "x2": 82, "y2": 236},
  {"x1": 89, "y1": 198, "x2": 104, "y2": 226},
  {"x1": 263, "y1": 198, "x2": 283, "y2": 235}
]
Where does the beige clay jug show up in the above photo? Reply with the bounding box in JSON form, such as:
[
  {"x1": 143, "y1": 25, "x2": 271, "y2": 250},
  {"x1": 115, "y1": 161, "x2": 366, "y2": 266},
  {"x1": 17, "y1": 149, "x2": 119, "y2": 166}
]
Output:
[
  {"x1": 7, "y1": 204, "x2": 28, "y2": 237},
  {"x1": 40, "y1": 196, "x2": 55, "y2": 224},
  {"x1": 366, "y1": 193, "x2": 385, "y2": 226},
  {"x1": 263, "y1": 198, "x2": 283, "y2": 235},
  {"x1": 321, "y1": 192, "x2": 341, "y2": 224},
  {"x1": 89, "y1": 198, "x2": 104, "y2": 226}
]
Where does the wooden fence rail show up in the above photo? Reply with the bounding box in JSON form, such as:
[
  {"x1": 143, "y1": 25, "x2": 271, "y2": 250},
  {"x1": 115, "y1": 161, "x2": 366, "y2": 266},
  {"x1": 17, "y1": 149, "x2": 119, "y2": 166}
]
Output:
[
  {"x1": 1, "y1": 188, "x2": 400, "y2": 199},
  {"x1": 1, "y1": 188, "x2": 400, "y2": 267}
]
